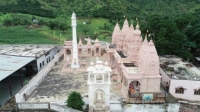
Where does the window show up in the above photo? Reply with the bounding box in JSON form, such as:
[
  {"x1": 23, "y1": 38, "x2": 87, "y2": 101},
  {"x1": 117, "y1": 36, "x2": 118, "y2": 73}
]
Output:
[
  {"x1": 194, "y1": 89, "x2": 200, "y2": 95},
  {"x1": 42, "y1": 61, "x2": 44, "y2": 65},
  {"x1": 96, "y1": 74, "x2": 102, "y2": 80},
  {"x1": 40, "y1": 63, "x2": 42, "y2": 68},
  {"x1": 136, "y1": 81, "x2": 140, "y2": 86},
  {"x1": 47, "y1": 58, "x2": 48, "y2": 63},
  {"x1": 90, "y1": 74, "x2": 94, "y2": 81},
  {"x1": 175, "y1": 87, "x2": 184, "y2": 94}
]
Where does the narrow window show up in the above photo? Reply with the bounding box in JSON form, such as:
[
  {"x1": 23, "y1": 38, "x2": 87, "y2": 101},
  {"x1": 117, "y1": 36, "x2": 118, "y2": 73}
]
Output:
[
  {"x1": 194, "y1": 89, "x2": 200, "y2": 95},
  {"x1": 175, "y1": 87, "x2": 184, "y2": 94}
]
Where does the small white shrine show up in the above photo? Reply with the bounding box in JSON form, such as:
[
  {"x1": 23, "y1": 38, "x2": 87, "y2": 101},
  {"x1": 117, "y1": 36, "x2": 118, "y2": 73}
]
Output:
[{"x1": 87, "y1": 58, "x2": 111, "y2": 112}]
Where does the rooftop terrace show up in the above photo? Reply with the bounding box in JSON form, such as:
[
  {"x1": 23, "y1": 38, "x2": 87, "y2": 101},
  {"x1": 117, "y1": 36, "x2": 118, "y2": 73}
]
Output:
[
  {"x1": 108, "y1": 44, "x2": 117, "y2": 48},
  {"x1": 0, "y1": 44, "x2": 59, "y2": 57},
  {"x1": 160, "y1": 55, "x2": 200, "y2": 81},
  {"x1": 117, "y1": 51, "x2": 127, "y2": 58}
]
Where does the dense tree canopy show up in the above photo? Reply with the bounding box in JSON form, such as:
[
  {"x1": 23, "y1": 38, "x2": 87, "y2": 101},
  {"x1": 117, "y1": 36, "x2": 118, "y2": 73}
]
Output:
[{"x1": 0, "y1": 0, "x2": 200, "y2": 59}]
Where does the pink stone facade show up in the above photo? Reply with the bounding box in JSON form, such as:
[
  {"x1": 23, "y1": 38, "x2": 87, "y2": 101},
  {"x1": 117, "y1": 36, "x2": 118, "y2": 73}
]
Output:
[
  {"x1": 63, "y1": 38, "x2": 102, "y2": 61},
  {"x1": 107, "y1": 19, "x2": 162, "y2": 100},
  {"x1": 62, "y1": 38, "x2": 102, "y2": 72}
]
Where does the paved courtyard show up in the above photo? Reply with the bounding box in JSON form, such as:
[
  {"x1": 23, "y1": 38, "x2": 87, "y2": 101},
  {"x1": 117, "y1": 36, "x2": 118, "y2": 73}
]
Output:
[
  {"x1": 27, "y1": 59, "x2": 88, "y2": 104},
  {"x1": 27, "y1": 56, "x2": 123, "y2": 104}
]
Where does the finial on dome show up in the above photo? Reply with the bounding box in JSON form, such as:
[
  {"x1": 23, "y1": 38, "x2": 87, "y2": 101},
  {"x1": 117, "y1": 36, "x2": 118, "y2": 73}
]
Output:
[
  {"x1": 144, "y1": 30, "x2": 148, "y2": 42},
  {"x1": 136, "y1": 18, "x2": 139, "y2": 28},
  {"x1": 130, "y1": 24, "x2": 133, "y2": 28},
  {"x1": 95, "y1": 38, "x2": 99, "y2": 42}
]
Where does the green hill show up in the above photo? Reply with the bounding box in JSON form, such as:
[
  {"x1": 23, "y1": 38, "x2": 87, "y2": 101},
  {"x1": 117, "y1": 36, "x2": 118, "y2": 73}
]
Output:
[
  {"x1": 0, "y1": 0, "x2": 200, "y2": 59},
  {"x1": 0, "y1": 13, "x2": 112, "y2": 44},
  {"x1": 1, "y1": 0, "x2": 200, "y2": 20}
]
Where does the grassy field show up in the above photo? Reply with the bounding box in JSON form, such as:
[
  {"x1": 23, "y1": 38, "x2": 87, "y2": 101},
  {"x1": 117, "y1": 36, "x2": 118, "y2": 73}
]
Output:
[
  {"x1": 0, "y1": 13, "x2": 113, "y2": 44},
  {"x1": 0, "y1": 26, "x2": 61, "y2": 44}
]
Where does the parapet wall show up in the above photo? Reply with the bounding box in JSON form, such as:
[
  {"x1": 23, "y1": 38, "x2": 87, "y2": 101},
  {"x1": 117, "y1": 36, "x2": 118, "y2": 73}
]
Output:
[{"x1": 17, "y1": 102, "x2": 81, "y2": 112}]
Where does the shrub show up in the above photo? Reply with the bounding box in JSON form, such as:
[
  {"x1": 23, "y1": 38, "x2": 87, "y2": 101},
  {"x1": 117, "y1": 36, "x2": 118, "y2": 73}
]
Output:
[{"x1": 66, "y1": 91, "x2": 84, "y2": 111}]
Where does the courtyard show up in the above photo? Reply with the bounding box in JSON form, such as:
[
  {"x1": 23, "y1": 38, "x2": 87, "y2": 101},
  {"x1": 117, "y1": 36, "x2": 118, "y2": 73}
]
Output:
[{"x1": 26, "y1": 56, "x2": 123, "y2": 104}]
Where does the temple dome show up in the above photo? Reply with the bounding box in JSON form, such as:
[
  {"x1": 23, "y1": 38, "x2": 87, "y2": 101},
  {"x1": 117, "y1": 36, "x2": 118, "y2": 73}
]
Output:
[{"x1": 133, "y1": 25, "x2": 141, "y2": 37}]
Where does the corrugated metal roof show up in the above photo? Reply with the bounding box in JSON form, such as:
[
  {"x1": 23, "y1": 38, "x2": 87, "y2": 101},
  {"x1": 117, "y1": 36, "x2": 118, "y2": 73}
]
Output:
[{"x1": 0, "y1": 55, "x2": 35, "y2": 81}]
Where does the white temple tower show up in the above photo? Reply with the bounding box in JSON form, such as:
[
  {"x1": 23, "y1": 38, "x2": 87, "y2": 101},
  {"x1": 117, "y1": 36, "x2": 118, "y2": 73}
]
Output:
[
  {"x1": 71, "y1": 12, "x2": 80, "y2": 68},
  {"x1": 87, "y1": 59, "x2": 111, "y2": 112}
]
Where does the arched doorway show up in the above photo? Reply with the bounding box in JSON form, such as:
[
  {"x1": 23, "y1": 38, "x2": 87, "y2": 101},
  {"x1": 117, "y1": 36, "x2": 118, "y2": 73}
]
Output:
[
  {"x1": 96, "y1": 48, "x2": 99, "y2": 53},
  {"x1": 93, "y1": 89, "x2": 105, "y2": 104},
  {"x1": 66, "y1": 49, "x2": 71, "y2": 55},
  {"x1": 129, "y1": 81, "x2": 140, "y2": 93}
]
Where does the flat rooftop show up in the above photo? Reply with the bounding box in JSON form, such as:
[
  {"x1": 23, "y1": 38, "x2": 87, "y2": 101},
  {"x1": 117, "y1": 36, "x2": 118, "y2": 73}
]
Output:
[
  {"x1": 160, "y1": 55, "x2": 200, "y2": 81},
  {"x1": 108, "y1": 44, "x2": 117, "y2": 48},
  {"x1": 0, "y1": 44, "x2": 59, "y2": 57},
  {"x1": 117, "y1": 51, "x2": 127, "y2": 58}
]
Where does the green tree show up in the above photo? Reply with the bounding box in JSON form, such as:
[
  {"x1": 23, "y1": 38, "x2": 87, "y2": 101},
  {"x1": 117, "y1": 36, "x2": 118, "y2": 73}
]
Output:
[
  {"x1": 66, "y1": 91, "x2": 84, "y2": 111},
  {"x1": 143, "y1": 15, "x2": 194, "y2": 59},
  {"x1": 38, "y1": 20, "x2": 45, "y2": 26},
  {"x1": 59, "y1": 23, "x2": 68, "y2": 32},
  {"x1": 3, "y1": 19, "x2": 12, "y2": 27},
  {"x1": 48, "y1": 21, "x2": 57, "y2": 30}
]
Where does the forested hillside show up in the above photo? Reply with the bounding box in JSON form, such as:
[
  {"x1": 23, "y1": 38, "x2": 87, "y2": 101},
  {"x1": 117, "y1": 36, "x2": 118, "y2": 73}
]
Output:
[{"x1": 0, "y1": 0, "x2": 200, "y2": 59}]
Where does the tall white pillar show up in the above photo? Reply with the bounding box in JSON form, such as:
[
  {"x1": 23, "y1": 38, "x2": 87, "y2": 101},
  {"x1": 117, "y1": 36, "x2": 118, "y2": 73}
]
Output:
[{"x1": 71, "y1": 12, "x2": 80, "y2": 68}]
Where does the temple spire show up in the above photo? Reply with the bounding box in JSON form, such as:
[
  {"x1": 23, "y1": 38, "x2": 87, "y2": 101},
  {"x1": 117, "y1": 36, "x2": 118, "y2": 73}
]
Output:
[{"x1": 87, "y1": 37, "x2": 92, "y2": 46}]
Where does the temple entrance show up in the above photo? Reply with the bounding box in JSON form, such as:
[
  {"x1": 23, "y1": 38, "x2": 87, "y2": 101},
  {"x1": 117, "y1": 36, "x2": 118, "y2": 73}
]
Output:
[
  {"x1": 93, "y1": 89, "x2": 105, "y2": 105},
  {"x1": 66, "y1": 49, "x2": 71, "y2": 55},
  {"x1": 129, "y1": 81, "x2": 140, "y2": 93}
]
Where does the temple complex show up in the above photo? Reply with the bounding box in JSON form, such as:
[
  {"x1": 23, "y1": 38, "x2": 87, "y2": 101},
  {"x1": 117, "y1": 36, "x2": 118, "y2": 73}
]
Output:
[
  {"x1": 62, "y1": 13, "x2": 165, "y2": 104},
  {"x1": 105, "y1": 19, "x2": 165, "y2": 103},
  {"x1": 12, "y1": 13, "x2": 167, "y2": 112}
]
